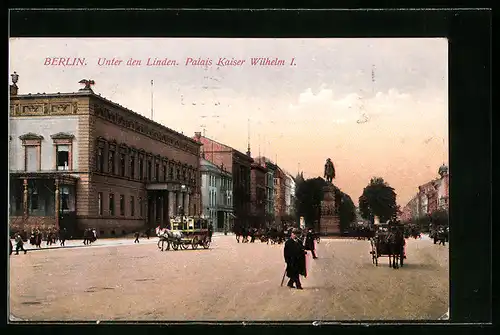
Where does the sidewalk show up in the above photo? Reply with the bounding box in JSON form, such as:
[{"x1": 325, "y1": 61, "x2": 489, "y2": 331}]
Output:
[
  {"x1": 11, "y1": 237, "x2": 157, "y2": 252},
  {"x1": 10, "y1": 232, "x2": 229, "y2": 252}
]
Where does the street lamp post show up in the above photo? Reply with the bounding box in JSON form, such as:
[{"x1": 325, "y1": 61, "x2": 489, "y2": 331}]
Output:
[{"x1": 225, "y1": 194, "x2": 230, "y2": 235}]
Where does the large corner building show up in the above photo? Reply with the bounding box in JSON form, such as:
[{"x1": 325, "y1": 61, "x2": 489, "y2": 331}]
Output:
[{"x1": 9, "y1": 80, "x2": 201, "y2": 237}]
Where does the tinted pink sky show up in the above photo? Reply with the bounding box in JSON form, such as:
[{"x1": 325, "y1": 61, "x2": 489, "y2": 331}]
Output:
[{"x1": 9, "y1": 38, "x2": 448, "y2": 205}]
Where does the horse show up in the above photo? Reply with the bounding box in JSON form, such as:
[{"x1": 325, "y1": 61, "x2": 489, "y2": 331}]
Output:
[
  {"x1": 385, "y1": 227, "x2": 405, "y2": 269},
  {"x1": 434, "y1": 227, "x2": 448, "y2": 246},
  {"x1": 156, "y1": 227, "x2": 182, "y2": 251}
]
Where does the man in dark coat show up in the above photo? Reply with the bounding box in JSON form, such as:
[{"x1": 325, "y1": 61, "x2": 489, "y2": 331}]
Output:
[
  {"x1": 304, "y1": 228, "x2": 318, "y2": 259},
  {"x1": 15, "y1": 233, "x2": 27, "y2": 254},
  {"x1": 60, "y1": 228, "x2": 67, "y2": 247},
  {"x1": 134, "y1": 231, "x2": 140, "y2": 243},
  {"x1": 284, "y1": 229, "x2": 307, "y2": 289},
  {"x1": 208, "y1": 223, "x2": 213, "y2": 241}
]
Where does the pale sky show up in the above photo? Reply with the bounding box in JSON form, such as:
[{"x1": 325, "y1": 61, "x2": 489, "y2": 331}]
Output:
[{"x1": 9, "y1": 38, "x2": 448, "y2": 206}]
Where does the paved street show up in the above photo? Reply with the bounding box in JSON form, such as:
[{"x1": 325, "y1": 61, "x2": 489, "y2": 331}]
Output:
[{"x1": 9, "y1": 235, "x2": 448, "y2": 321}]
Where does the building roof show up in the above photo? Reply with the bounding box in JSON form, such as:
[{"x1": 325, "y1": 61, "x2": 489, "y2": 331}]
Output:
[
  {"x1": 255, "y1": 156, "x2": 278, "y2": 170},
  {"x1": 251, "y1": 162, "x2": 268, "y2": 172},
  {"x1": 195, "y1": 134, "x2": 253, "y2": 163},
  {"x1": 12, "y1": 90, "x2": 200, "y2": 146},
  {"x1": 200, "y1": 158, "x2": 232, "y2": 176}
]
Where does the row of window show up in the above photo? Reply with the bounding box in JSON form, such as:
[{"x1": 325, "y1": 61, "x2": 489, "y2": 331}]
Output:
[
  {"x1": 208, "y1": 189, "x2": 233, "y2": 208},
  {"x1": 206, "y1": 173, "x2": 232, "y2": 189},
  {"x1": 97, "y1": 192, "x2": 143, "y2": 217},
  {"x1": 95, "y1": 139, "x2": 197, "y2": 185},
  {"x1": 23, "y1": 142, "x2": 72, "y2": 172}
]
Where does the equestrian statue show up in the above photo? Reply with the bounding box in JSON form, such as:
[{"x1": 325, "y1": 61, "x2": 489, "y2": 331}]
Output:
[{"x1": 324, "y1": 158, "x2": 336, "y2": 184}]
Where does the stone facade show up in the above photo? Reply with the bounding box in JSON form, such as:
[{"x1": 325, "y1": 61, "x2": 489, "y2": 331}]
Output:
[
  {"x1": 319, "y1": 184, "x2": 341, "y2": 235},
  {"x1": 9, "y1": 87, "x2": 201, "y2": 237},
  {"x1": 193, "y1": 133, "x2": 252, "y2": 229},
  {"x1": 200, "y1": 158, "x2": 233, "y2": 232},
  {"x1": 273, "y1": 166, "x2": 287, "y2": 223},
  {"x1": 402, "y1": 164, "x2": 449, "y2": 221},
  {"x1": 255, "y1": 157, "x2": 276, "y2": 226},
  {"x1": 283, "y1": 172, "x2": 296, "y2": 217},
  {"x1": 250, "y1": 160, "x2": 267, "y2": 228}
]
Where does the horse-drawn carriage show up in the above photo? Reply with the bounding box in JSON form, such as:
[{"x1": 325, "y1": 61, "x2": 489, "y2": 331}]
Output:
[
  {"x1": 156, "y1": 217, "x2": 211, "y2": 251},
  {"x1": 369, "y1": 223, "x2": 406, "y2": 269},
  {"x1": 430, "y1": 225, "x2": 448, "y2": 245}
]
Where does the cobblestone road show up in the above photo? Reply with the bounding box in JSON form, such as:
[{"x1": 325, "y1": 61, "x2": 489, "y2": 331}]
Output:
[{"x1": 9, "y1": 235, "x2": 448, "y2": 321}]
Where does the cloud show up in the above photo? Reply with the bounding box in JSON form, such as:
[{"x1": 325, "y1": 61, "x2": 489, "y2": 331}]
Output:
[{"x1": 289, "y1": 86, "x2": 418, "y2": 125}]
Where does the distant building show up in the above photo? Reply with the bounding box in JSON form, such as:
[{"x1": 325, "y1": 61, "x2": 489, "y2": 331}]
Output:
[
  {"x1": 249, "y1": 159, "x2": 268, "y2": 228},
  {"x1": 193, "y1": 132, "x2": 253, "y2": 230},
  {"x1": 283, "y1": 172, "x2": 296, "y2": 217},
  {"x1": 255, "y1": 157, "x2": 276, "y2": 227},
  {"x1": 199, "y1": 158, "x2": 233, "y2": 233},
  {"x1": 401, "y1": 194, "x2": 419, "y2": 222},
  {"x1": 273, "y1": 166, "x2": 287, "y2": 224},
  {"x1": 408, "y1": 164, "x2": 449, "y2": 220},
  {"x1": 9, "y1": 78, "x2": 201, "y2": 237}
]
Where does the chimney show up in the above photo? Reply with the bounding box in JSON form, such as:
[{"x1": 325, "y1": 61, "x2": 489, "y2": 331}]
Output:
[{"x1": 194, "y1": 132, "x2": 202, "y2": 141}]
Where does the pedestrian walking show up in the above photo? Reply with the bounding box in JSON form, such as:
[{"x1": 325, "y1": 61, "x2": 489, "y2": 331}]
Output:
[
  {"x1": 304, "y1": 228, "x2": 318, "y2": 259},
  {"x1": 35, "y1": 230, "x2": 42, "y2": 248},
  {"x1": 134, "y1": 231, "x2": 140, "y2": 243},
  {"x1": 283, "y1": 229, "x2": 307, "y2": 289},
  {"x1": 14, "y1": 234, "x2": 27, "y2": 255},
  {"x1": 83, "y1": 228, "x2": 89, "y2": 245},
  {"x1": 46, "y1": 230, "x2": 53, "y2": 246},
  {"x1": 208, "y1": 223, "x2": 213, "y2": 242},
  {"x1": 60, "y1": 228, "x2": 67, "y2": 246},
  {"x1": 145, "y1": 229, "x2": 150, "y2": 240},
  {"x1": 242, "y1": 227, "x2": 248, "y2": 243},
  {"x1": 250, "y1": 228, "x2": 256, "y2": 243}
]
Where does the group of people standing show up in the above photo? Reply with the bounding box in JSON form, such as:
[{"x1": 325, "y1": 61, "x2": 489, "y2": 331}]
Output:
[
  {"x1": 10, "y1": 228, "x2": 69, "y2": 255},
  {"x1": 235, "y1": 226, "x2": 258, "y2": 243},
  {"x1": 30, "y1": 228, "x2": 67, "y2": 247},
  {"x1": 83, "y1": 228, "x2": 97, "y2": 245}
]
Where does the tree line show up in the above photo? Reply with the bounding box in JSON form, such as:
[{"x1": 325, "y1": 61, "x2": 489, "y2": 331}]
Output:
[{"x1": 294, "y1": 175, "x2": 404, "y2": 232}]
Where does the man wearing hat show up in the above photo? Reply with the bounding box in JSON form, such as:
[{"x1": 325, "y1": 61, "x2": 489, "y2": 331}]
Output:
[{"x1": 283, "y1": 228, "x2": 307, "y2": 289}]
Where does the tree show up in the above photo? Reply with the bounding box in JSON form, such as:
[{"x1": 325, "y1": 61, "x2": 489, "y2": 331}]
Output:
[
  {"x1": 295, "y1": 177, "x2": 327, "y2": 228},
  {"x1": 431, "y1": 208, "x2": 449, "y2": 227},
  {"x1": 338, "y1": 192, "x2": 357, "y2": 232},
  {"x1": 358, "y1": 177, "x2": 398, "y2": 223}
]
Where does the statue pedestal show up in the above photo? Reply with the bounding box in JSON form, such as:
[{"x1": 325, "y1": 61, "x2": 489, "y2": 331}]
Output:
[{"x1": 320, "y1": 184, "x2": 341, "y2": 235}]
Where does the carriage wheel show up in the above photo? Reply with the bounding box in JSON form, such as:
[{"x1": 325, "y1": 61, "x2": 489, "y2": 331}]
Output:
[
  {"x1": 171, "y1": 240, "x2": 179, "y2": 251},
  {"x1": 165, "y1": 240, "x2": 171, "y2": 251},
  {"x1": 202, "y1": 238, "x2": 210, "y2": 249},
  {"x1": 192, "y1": 237, "x2": 199, "y2": 250},
  {"x1": 181, "y1": 241, "x2": 189, "y2": 250},
  {"x1": 157, "y1": 239, "x2": 163, "y2": 250}
]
